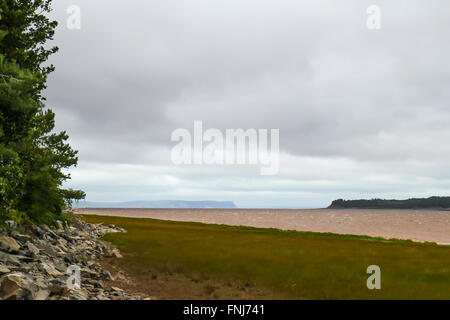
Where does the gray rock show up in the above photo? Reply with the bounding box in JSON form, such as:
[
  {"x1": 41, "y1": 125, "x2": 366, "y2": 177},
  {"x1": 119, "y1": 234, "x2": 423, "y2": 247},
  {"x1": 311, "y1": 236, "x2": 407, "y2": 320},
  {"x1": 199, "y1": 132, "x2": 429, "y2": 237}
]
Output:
[
  {"x1": 16, "y1": 255, "x2": 36, "y2": 263},
  {"x1": 0, "y1": 275, "x2": 23, "y2": 300},
  {"x1": 32, "y1": 225, "x2": 44, "y2": 237},
  {"x1": 81, "y1": 267, "x2": 98, "y2": 278},
  {"x1": 56, "y1": 239, "x2": 68, "y2": 252},
  {"x1": 54, "y1": 261, "x2": 68, "y2": 273},
  {"x1": 69, "y1": 288, "x2": 89, "y2": 300},
  {"x1": 0, "y1": 251, "x2": 21, "y2": 265},
  {"x1": 96, "y1": 293, "x2": 109, "y2": 300},
  {"x1": 12, "y1": 264, "x2": 32, "y2": 273},
  {"x1": 0, "y1": 216, "x2": 141, "y2": 300},
  {"x1": 0, "y1": 272, "x2": 38, "y2": 300},
  {"x1": 10, "y1": 231, "x2": 32, "y2": 243},
  {"x1": 64, "y1": 253, "x2": 77, "y2": 264},
  {"x1": 0, "y1": 236, "x2": 21, "y2": 253},
  {"x1": 33, "y1": 289, "x2": 50, "y2": 300},
  {"x1": 39, "y1": 262, "x2": 63, "y2": 276},
  {"x1": 41, "y1": 225, "x2": 57, "y2": 237},
  {"x1": 38, "y1": 243, "x2": 58, "y2": 257},
  {"x1": 26, "y1": 242, "x2": 40, "y2": 256},
  {"x1": 102, "y1": 269, "x2": 114, "y2": 281},
  {"x1": 33, "y1": 275, "x2": 49, "y2": 289},
  {"x1": 48, "y1": 284, "x2": 67, "y2": 296},
  {"x1": 0, "y1": 264, "x2": 11, "y2": 274},
  {"x1": 111, "y1": 286, "x2": 124, "y2": 293},
  {"x1": 85, "y1": 278, "x2": 104, "y2": 289}
]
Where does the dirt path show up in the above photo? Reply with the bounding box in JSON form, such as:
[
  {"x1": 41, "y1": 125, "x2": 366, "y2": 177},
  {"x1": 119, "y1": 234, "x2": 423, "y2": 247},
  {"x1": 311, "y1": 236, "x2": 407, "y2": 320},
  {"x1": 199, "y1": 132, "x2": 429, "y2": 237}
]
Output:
[{"x1": 77, "y1": 208, "x2": 450, "y2": 244}]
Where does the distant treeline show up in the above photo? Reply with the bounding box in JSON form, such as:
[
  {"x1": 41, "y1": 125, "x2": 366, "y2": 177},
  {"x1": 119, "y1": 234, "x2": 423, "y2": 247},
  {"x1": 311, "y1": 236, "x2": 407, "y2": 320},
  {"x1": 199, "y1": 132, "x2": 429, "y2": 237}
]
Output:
[{"x1": 329, "y1": 197, "x2": 450, "y2": 209}]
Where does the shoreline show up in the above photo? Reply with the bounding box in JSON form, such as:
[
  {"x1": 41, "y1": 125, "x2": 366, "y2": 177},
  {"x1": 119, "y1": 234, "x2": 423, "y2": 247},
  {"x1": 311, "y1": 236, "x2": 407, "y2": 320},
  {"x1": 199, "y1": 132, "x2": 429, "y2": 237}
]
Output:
[{"x1": 76, "y1": 208, "x2": 450, "y2": 244}]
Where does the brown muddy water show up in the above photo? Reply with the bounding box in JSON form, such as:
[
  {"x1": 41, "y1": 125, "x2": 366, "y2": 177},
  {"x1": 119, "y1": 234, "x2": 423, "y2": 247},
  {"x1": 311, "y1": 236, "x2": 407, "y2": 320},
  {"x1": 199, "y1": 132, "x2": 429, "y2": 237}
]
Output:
[{"x1": 76, "y1": 208, "x2": 450, "y2": 244}]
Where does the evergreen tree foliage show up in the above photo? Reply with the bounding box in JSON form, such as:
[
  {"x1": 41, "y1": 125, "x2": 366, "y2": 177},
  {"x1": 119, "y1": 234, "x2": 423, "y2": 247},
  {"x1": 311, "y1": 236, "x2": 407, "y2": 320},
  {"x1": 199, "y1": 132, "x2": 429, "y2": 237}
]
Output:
[{"x1": 0, "y1": 2, "x2": 85, "y2": 224}]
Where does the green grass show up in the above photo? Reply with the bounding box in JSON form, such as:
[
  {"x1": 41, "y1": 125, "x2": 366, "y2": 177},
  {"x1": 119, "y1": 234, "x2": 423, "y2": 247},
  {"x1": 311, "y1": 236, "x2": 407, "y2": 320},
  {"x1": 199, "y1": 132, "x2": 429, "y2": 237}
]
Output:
[{"x1": 82, "y1": 215, "x2": 450, "y2": 299}]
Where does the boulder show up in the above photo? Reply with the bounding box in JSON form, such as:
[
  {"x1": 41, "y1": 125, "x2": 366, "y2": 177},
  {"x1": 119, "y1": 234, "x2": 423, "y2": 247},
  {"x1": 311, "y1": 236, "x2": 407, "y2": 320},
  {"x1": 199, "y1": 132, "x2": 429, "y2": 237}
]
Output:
[
  {"x1": 81, "y1": 267, "x2": 98, "y2": 278},
  {"x1": 26, "y1": 242, "x2": 40, "y2": 256},
  {"x1": 64, "y1": 253, "x2": 78, "y2": 264},
  {"x1": 0, "y1": 252, "x2": 21, "y2": 265},
  {"x1": 0, "y1": 236, "x2": 21, "y2": 253},
  {"x1": 32, "y1": 225, "x2": 44, "y2": 237},
  {"x1": 69, "y1": 288, "x2": 89, "y2": 300},
  {"x1": 0, "y1": 273, "x2": 38, "y2": 300},
  {"x1": 39, "y1": 262, "x2": 64, "y2": 277},
  {"x1": 0, "y1": 264, "x2": 11, "y2": 275},
  {"x1": 10, "y1": 231, "x2": 32, "y2": 243},
  {"x1": 38, "y1": 242, "x2": 58, "y2": 257},
  {"x1": 111, "y1": 286, "x2": 124, "y2": 293},
  {"x1": 48, "y1": 283, "x2": 67, "y2": 296},
  {"x1": 101, "y1": 269, "x2": 114, "y2": 281},
  {"x1": 34, "y1": 289, "x2": 50, "y2": 300}
]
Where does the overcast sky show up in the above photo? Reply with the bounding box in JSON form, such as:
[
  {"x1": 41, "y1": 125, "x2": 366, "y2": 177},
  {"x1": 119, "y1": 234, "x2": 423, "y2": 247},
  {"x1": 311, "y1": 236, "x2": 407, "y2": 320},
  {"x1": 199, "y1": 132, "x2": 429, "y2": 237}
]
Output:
[{"x1": 45, "y1": 0, "x2": 450, "y2": 208}]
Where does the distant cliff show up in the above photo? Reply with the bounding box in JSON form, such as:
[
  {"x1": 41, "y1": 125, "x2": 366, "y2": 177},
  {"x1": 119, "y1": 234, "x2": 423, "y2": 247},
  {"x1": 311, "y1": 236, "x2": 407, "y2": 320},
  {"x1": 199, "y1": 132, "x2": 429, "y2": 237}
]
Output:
[
  {"x1": 74, "y1": 200, "x2": 237, "y2": 209},
  {"x1": 328, "y1": 196, "x2": 450, "y2": 209}
]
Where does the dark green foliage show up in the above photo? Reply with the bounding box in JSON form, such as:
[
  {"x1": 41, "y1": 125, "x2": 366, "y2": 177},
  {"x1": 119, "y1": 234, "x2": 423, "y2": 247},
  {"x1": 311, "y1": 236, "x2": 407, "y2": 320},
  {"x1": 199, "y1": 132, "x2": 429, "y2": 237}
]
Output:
[
  {"x1": 329, "y1": 196, "x2": 450, "y2": 209},
  {"x1": 0, "y1": 0, "x2": 58, "y2": 97},
  {"x1": 0, "y1": 54, "x2": 40, "y2": 220},
  {"x1": 0, "y1": 1, "x2": 85, "y2": 224}
]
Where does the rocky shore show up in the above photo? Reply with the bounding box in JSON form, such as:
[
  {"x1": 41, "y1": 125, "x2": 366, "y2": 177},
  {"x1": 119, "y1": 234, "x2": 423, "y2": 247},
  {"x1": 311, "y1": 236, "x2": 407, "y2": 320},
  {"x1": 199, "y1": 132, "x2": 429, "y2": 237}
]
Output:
[{"x1": 0, "y1": 217, "x2": 142, "y2": 300}]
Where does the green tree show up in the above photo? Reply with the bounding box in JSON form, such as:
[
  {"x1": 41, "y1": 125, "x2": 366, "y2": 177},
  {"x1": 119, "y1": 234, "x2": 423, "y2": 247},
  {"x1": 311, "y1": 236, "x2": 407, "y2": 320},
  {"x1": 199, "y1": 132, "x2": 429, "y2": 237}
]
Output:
[
  {"x1": 0, "y1": 2, "x2": 84, "y2": 224},
  {"x1": 0, "y1": 0, "x2": 58, "y2": 98},
  {"x1": 0, "y1": 55, "x2": 38, "y2": 217}
]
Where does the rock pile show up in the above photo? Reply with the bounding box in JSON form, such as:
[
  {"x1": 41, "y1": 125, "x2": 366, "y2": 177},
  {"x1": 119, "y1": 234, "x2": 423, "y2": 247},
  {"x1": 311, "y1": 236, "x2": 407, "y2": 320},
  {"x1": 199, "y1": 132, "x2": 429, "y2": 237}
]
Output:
[{"x1": 0, "y1": 217, "x2": 142, "y2": 300}]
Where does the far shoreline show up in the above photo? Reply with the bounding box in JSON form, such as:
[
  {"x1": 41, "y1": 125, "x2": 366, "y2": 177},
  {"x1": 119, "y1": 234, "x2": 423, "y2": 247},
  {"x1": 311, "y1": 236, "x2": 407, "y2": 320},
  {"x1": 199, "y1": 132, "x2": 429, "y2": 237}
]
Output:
[{"x1": 75, "y1": 207, "x2": 450, "y2": 211}]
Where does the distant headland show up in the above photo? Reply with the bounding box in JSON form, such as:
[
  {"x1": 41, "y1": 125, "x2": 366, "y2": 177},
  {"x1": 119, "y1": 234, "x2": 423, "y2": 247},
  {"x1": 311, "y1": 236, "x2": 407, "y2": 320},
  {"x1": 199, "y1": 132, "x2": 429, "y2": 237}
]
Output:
[
  {"x1": 74, "y1": 200, "x2": 237, "y2": 209},
  {"x1": 329, "y1": 196, "x2": 450, "y2": 209}
]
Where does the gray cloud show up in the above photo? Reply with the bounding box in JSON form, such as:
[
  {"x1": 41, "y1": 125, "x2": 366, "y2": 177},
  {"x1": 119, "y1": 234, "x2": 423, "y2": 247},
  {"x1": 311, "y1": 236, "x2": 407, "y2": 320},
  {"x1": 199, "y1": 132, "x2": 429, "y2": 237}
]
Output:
[{"x1": 44, "y1": 0, "x2": 450, "y2": 206}]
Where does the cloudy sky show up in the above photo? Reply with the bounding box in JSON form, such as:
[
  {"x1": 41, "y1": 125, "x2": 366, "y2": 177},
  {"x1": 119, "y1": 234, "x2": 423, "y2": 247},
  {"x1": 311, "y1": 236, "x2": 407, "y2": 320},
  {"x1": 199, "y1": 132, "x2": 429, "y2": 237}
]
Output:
[{"x1": 45, "y1": 0, "x2": 450, "y2": 208}]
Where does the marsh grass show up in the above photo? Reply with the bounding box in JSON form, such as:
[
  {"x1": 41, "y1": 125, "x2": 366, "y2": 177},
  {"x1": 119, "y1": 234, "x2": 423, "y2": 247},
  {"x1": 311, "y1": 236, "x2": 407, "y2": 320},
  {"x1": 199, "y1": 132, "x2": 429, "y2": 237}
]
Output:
[{"x1": 82, "y1": 215, "x2": 450, "y2": 299}]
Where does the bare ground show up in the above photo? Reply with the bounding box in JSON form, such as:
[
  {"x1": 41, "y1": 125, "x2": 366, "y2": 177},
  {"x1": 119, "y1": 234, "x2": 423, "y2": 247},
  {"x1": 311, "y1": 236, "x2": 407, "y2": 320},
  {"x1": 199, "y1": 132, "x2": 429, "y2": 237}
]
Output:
[
  {"x1": 100, "y1": 258, "x2": 288, "y2": 300},
  {"x1": 77, "y1": 208, "x2": 450, "y2": 244}
]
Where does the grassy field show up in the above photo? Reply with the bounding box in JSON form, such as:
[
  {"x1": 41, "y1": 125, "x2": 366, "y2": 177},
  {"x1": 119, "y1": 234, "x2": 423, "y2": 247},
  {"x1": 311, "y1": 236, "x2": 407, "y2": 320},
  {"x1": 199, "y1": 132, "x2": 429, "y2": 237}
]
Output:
[{"x1": 82, "y1": 215, "x2": 450, "y2": 299}]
